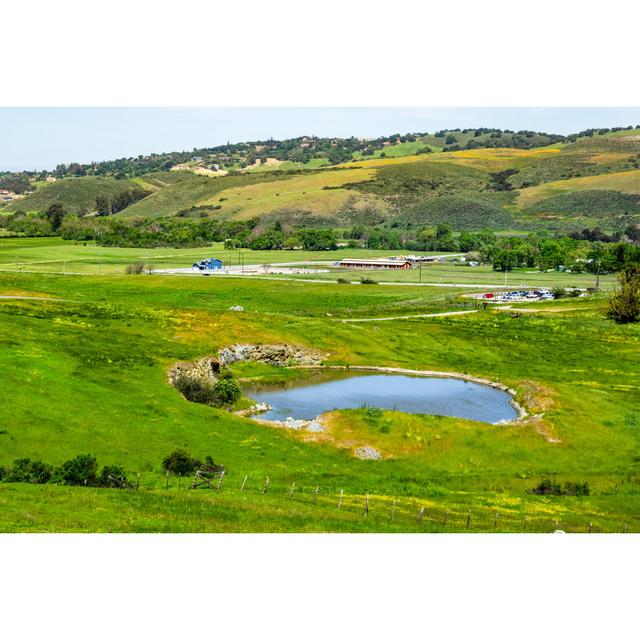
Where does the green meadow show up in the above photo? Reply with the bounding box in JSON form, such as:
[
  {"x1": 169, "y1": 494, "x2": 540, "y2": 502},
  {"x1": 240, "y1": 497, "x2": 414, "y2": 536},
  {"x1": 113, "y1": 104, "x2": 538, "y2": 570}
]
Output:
[{"x1": 0, "y1": 243, "x2": 638, "y2": 532}]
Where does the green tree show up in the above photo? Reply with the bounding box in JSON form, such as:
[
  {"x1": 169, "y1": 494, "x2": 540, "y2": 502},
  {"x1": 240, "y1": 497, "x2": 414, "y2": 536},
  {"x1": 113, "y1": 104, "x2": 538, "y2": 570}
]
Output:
[{"x1": 607, "y1": 269, "x2": 640, "y2": 324}]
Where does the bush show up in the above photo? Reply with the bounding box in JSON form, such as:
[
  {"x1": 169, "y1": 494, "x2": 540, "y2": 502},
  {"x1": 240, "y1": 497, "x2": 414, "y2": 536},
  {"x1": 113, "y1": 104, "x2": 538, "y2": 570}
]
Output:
[
  {"x1": 336, "y1": 278, "x2": 350, "y2": 284},
  {"x1": 531, "y1": 478, "x2": 590, "y2": 496},
  {"x1": 55, "y1": 454, "x2": 99, "y2": 486},
  {"x1": 174, "y1": 374, "x2": 218, "y2": 405},
  {"x1": 162, "y1": 449, "x2": 201, "y2": 476},
  {"x1": 5, "y1": 458, "x2": 53, "y2": 484},
  {"x1": 213, "y1": 378, "x2": 241, "y2": 406},
  {"x1": 99, "y1": 465, "x2": 129, "y2": 488},
  {"x1": 531, "y1": 478, "x2": 563, "y2": 495},
  {"x1": 552, "y1": 287, "x2": 567, "y2": 299},
  {"x1": 564, "y1": 481, "x2": 590, "y2": 496},
  {"x1": 360, "y1": 277, "x2": 378, "y2": 285},
  {"x1": 607, "y1": 270, "x2": 640, "y2": 324},
  {"x1": 0, "y1": 466, "x2": 5, "y2": 481},
  {"x1": 125, "y1": 262, "x2": 146, "y2": 275}
]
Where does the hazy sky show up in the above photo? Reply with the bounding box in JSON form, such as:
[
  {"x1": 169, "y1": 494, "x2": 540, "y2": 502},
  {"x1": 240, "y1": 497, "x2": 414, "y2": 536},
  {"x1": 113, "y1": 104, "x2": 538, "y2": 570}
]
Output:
[{"x1": 2, "y1": 107, "x2": 640, "y2": 171}]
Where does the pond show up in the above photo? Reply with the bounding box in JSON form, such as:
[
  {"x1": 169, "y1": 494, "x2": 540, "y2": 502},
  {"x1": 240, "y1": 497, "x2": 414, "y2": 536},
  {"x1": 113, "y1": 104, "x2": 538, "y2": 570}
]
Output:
[{"x1": 244, "y1": 371, "x2": 518, "y2": 424}]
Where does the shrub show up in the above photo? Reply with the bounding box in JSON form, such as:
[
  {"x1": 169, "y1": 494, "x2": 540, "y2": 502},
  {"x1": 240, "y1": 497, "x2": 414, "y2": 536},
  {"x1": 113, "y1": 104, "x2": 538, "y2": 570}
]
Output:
[
  {"x1": 0, "y1": 466, "x2": 5, "y2": 481},
  {"x1": 531, "y1": 478, "x2": 563, "y2": 495},
  {"x1": 531, "y1": 478, "x2": 590, "y2": 496},
  {"x1": 564, "y1": 481, "x2": 590, "y2": 496},
  {"x1": 213, "y1": 378, "x2": 241, "y2": 406},
  {"x1": 162, "y1": 449, "x2": 201, "y2": 476},
  {"x1": 607, "y1": 270, "x2": 640, "y2": 324},
  {"x1": 174, "y1": 374, "x2": 218, "y2": 405},
  {"x1": 552, "y1": 287, "x2": 567, "y2": 299},
  {"x1": 99, "y1": 465, "x2": 129, "y2": 488},
  {"x1": 336, "y1": 278, "x2": 350, "y2": 284},
  {"x1": 5, "y1": 458, "x2": 53, "y2": 484},
  {"x1": 360, "y1": 277, "x2": 378, "y2": 285},
  {"x1": 125, "y1": 262, "x2": 146, "y2": 275},
  {"x1": 55, "y1": 454, "x2": 99, "y2": 486}
]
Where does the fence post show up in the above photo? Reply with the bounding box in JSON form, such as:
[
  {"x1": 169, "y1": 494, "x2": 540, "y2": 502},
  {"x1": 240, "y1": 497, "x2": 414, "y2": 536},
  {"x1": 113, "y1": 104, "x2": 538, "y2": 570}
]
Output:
[
  {"x1": 466, "y1": 511, "x2": 471, "y2": 530},
  {"x1": 240, "y1": 475, "x2": 248, "y2": 491},
  {"x1": 136, "y1": 473, "x2": 140, "y2": 491},
  {"x1": 553, "y1": 518, "x2": 559, "y2": 531},
  {"x1": 418, "y1": 507, "x2": 425, "y2": 524},
  {"x1": 523, "y1": 516, "x2": 528, "y2": 531},
  {"x1": 442, "y1": 510, "x2": 449, "y2": 528},
  {"x1": 289, "y1": 482, "x2": 295, "y2": 498},
  {"x1": 338, "y1": 489, "x2": 344, "y2": 510},
  {"x1": 216, "y1": 470, "x2": 225, "y2": 490},
  {"x1": 364, "y1": 494, "x2": 369, "y2": 517},
  {"x1": 391, "y1": 499, "x2": 396, "y2": 521},
  {"x1": 262, "y1": 477, "x2": 270, "y2": 494},
  {"x1": 314, "y1": 486, "x2": 319, "y2": 504},
  {"x1": 494, "y1": 512, "x2": 499, "y2": 529},
  {"x1": 588, "y1": 522, "x2": 593, "y2": 534},
  {"x1": 165, "y1": 470, "x2": 169, "y2": 490}
]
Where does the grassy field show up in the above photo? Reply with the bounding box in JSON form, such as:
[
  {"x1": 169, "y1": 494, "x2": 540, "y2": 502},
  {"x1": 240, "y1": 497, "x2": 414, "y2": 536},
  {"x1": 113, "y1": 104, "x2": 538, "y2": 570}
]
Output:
[
  {"x1": 0, "y1": 248, "x2": 637, "y2": 532},
  {"x1": 0, "y1": 238, "x2": 613, "y2": 291}
]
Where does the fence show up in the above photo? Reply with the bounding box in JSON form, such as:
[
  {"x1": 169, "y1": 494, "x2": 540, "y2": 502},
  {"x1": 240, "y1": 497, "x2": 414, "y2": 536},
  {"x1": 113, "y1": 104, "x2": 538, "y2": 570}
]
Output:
[{"x1": 146, "y1": 470, "x2": 635, "y2": 534}]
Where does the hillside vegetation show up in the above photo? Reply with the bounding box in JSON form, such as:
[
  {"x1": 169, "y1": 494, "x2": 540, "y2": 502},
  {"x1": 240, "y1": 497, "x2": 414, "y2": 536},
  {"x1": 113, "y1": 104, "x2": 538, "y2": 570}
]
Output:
[{"x1": 2, "y1": 127, "x2": 640, "y2": 231}]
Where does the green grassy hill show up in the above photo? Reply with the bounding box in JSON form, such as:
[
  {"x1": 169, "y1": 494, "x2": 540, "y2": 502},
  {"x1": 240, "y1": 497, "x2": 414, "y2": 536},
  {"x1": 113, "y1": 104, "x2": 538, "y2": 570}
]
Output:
[
  {"x1": 2, "y1": 176, "x2": 143, "y2": 215},
  {"x1": 5, "y1": 131, "x2": 640, "y2": 231}
]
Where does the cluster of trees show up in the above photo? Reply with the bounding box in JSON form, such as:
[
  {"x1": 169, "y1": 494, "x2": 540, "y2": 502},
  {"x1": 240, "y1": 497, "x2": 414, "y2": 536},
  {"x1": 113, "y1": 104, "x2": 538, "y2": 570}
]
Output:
[
  {"x1": 489, "y1": 232, "x2": 640, "y2": 274},
  {"x1": 0, "y1": 173, "x2": 32, "y2": 194},
  {"x1": 0, "y1": 454, "x2": 128, "y2": 488},
  {"x1": 95, "y1": 188, "x2": 148, "y2": 215}
]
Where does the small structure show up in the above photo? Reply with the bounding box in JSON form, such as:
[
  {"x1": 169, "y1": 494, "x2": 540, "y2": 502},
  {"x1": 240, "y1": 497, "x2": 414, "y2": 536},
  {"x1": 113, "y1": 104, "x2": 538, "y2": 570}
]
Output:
[
  {"x1": 192, "y1": 258, "x2": 223, "y2": 271},
  {"x1": 339, "y1": 258, "x2": 412, "y2": 270}
]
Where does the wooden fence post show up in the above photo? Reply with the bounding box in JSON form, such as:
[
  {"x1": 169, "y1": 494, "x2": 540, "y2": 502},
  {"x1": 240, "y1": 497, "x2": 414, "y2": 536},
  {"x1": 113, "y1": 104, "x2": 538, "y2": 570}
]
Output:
[
  {"x1": 240, "y1": 475, "x2": 248, "y2": 491},
  {"x1": 364, "y1": 494, "x2": 369, "y2": 517},
  {"x1": 136, "y1": 473, "x2": 140, "y2": 491},
  {"x1": 165, "y1": 470, "x2": 169, "y2": 490},
  {"x1": 494, "y1": 512, "x2": 499, "y2": 529},
  {"x1": 262, "y1": 477, "x2": 270, "y2": 494},
  {"x1": 216, "y1": 470, "x2": 225, "y2": 490},
  {"x1": 442, "y1": 510, "x2": 449, "y2": 528},
  {"x1": 391, "y1": 499, "x2": 396, "y2": 521},
  {"x1": 289, "y1": 482, "x2": 295, "y2": 498},
  {"x1": 314, "y1": 486, "x2": 319, "y2": 504},
  {"x1": 338, "y1": 489, "x2": 343, "y2": 510},
  {"x1": 466, "y1": 511, "x2": 471, "y2": 530},
  {"x1": 588, "y1": 522, "x2": 593, "y2": 534},
  {"x1": 418, "y1": 507, "x2": 425, "y2": 524}
]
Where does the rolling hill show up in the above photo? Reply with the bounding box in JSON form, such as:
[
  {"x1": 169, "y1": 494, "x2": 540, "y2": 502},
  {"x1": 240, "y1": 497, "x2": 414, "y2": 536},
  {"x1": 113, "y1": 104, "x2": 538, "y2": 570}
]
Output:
[{"x1": 2, "y1": 127, "x2": 640, "y2": 231}]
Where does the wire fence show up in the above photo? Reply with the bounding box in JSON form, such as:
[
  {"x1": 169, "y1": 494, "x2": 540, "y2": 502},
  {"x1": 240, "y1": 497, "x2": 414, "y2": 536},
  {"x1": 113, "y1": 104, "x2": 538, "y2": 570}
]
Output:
[{"x1": 151, "y1": 471, "x2": 636, "y2": 534}]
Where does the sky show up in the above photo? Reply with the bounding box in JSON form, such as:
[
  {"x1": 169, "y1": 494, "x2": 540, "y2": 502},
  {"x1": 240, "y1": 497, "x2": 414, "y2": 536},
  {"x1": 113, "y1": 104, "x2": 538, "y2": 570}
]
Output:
[{"x1": 2, "y1": 107, "x2": 640, "y2": 172}]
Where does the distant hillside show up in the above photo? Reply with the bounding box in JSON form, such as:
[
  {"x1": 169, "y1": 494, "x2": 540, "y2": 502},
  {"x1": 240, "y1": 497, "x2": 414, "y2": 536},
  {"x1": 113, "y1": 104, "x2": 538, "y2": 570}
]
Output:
[
  {"x1": 3, "y1": 126, "x2": 640, "y2": 232},
  {"x1": 2, "y1": 176, "x2": 144, "y2": 215}
]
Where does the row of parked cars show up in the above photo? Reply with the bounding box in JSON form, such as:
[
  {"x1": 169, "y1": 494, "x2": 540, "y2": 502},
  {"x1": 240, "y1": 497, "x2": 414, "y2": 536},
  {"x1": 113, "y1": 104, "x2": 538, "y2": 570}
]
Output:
[{"x1": 483, "y1": 288, "x2": 555, "y2": 302}]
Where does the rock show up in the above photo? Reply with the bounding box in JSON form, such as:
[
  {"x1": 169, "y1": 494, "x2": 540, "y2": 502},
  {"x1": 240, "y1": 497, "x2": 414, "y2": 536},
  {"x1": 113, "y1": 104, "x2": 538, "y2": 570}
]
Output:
[
  {"x1": 354, "y1": 446, "x2": 381, "y2": 460},
  {"x1": 283, "y1": 417, "x2": 307, "y2": 430},
  {"x1": 218, "y1": 343, "x2": 325, "y2": 367},
  {"x1": 228, "y1": 305, "x2": 244, "y2": 311},
  {"x1": 306, "y1": 420, "x2": 325, "y2": 433},
  {"x1": 168, "y1": 356, "x2": 222, "y2": 386}
]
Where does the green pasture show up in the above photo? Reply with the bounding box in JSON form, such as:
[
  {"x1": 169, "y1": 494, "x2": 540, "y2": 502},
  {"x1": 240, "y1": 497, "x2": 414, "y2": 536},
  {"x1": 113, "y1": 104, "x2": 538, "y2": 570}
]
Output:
[{"x1": 0, "y1": 267, "x2": 638, "y2": 532}]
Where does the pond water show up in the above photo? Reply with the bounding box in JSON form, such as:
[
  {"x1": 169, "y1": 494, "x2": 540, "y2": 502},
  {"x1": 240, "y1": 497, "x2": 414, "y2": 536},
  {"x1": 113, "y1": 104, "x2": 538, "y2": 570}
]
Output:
[{"x1": 244, "y1": 371, "x2": 518, "y2": 424}]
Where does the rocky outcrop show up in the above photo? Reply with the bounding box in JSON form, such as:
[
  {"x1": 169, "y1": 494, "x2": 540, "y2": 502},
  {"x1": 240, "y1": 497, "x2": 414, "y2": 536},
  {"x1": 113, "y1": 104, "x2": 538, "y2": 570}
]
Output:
[
  {"x1": 168, "y1": 356, "x2": 223, "y2": 386},
  {"x1": 168, "y1": 343, "x2": 325, "y2": 395},
  {"x1": 218, "y1": 344, "x2": 325, "y2": 367},
  {"x1": 354, "y1": 446, "x2": 381, "y2": 460}
]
